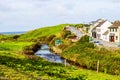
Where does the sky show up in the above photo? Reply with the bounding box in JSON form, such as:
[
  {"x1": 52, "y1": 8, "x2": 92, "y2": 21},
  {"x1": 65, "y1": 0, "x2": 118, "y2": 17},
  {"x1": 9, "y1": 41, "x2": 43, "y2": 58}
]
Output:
[{"x1": 0, "y1": 0, "x2": 120, "y2": 32}]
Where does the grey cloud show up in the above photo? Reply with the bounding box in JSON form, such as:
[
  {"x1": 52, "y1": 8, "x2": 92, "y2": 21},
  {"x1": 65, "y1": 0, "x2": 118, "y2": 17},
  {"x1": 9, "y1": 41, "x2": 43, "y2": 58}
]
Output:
[
  {"x1": 112, "y1": 0, "x2": 120, "y2": 3},
  {"x1": 0, "y1": 0, "x2": 120, "y2": 32}
]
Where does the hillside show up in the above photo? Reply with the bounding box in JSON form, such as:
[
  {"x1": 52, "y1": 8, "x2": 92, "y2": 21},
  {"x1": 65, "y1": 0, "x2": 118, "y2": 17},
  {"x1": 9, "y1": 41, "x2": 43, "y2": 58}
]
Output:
[
  {"x1": 0, "y1": 24, "x2": 120, "y2": 79},
  {"x1": 19, "y1": 24, "x2": 69, "y2": 40},
  {"x1": 52, "y1": 35, "x2": 120, "y2": 75},
  {"x1": 0, "y1": 41, "x2": 120, "y2": 80}
]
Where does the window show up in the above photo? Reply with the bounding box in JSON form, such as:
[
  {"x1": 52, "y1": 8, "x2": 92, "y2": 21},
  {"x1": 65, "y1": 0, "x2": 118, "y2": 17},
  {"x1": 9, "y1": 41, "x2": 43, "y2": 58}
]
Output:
[
  {"x1": 115, "y1": 29, "x2": 117, "y2": 32},
  {"x1": 110, "y1": 29, "x2": 111, "y2": 32},
  {"x1": 116, "y1": 36, "x2": 118, "y2": 40},
  {"x1": 110, "y1": 29, "x2": 114, "y2": 32},
  {"x1": 97, "y1": 29, "x2": 100, "y2": 32},
  {"x1": 113, "y1": 29, "x2": 114, "y2": 32}
]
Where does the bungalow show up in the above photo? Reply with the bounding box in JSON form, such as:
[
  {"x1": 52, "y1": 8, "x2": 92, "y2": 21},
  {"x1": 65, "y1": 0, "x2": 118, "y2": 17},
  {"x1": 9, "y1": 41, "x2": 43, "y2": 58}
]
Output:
[{"x1": 108, "y1": 21, "x2": 120, "y2": 43}]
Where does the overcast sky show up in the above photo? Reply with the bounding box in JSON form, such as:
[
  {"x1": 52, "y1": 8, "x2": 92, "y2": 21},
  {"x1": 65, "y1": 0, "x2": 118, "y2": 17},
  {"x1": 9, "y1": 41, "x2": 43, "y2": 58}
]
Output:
[{"x1": 0, "y1": 0, "x2": 120, "y2": 32}]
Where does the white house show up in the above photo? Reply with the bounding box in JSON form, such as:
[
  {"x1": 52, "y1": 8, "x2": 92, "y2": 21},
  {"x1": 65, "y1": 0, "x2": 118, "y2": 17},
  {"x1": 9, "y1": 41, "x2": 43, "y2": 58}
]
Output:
[
  {"x1": 89, "y1": 18, "x2": 105, "y2": 37},
  {"x1": 102, "y1": 30, "x2": 109, "y2": 41},
  {"x1": 95, "y1": 20, "x2": 112, "y2": 40}
]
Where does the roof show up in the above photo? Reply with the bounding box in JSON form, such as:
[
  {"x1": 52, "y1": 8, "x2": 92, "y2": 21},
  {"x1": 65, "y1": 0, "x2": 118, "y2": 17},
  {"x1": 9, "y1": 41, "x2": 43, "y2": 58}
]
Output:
[
  {"x1": 89, "y1": 18, "x2": 105, "y2": 26},
  {"x1": 109, "y1": 20, "x2": 120, "y2": 28},
  {"x1": 91, "y1": 27, "x2": 96, "y2": 32},
  {"x1": 96, "y1": 18, "x2": 105, "y2": 22},
  {"x1": 103, "y1": 30, "x2": 109, "y2": 35},
  {"x1": 96, "y1": 20, "x2": 106, "y2": 27}
]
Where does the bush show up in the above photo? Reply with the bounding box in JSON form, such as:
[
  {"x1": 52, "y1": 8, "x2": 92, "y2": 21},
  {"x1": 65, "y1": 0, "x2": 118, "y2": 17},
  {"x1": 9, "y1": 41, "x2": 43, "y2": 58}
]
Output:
[
  {"x1": 61, "y1": 30, "x2": 71, "y2": 39},
  {"x1": 58, "y1": 44, "x2": 68, "y2": 50},
  {"x1": 62, "y1": 36, "x2": 120, "y2": 75},
  {"x1": 66, "y1": 74, "x2": 86, "y2": 80},
  {"x1": 45, "y1": 35, "x2": 56, "y2": 44},
  {"x1": 67, "y1": 33, "x2": 77, "y2": 38},
  {"x1": 79, "y1": 35, "x2": 89, "y2": 42}
]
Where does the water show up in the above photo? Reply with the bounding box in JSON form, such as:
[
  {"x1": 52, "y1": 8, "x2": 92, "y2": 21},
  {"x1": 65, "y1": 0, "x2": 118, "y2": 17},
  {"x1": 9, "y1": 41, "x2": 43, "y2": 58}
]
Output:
[
  {"x1": 35, "y1": 44, "x2": 67, "y2": 63},
  {"x1": 0, "y1": 31, "x2": 26, "y2": 35}
]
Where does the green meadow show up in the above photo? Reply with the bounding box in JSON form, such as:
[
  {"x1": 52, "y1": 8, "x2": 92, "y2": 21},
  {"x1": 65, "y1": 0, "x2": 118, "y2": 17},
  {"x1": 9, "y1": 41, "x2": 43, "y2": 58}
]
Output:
[{"x1": 0, "y1": 24, "x2": 120, "y2": 80}]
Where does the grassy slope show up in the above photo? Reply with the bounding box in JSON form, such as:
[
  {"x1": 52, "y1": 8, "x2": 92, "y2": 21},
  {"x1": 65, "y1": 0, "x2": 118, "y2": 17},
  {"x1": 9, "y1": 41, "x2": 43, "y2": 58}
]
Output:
[
  {"x1": 0, "y1": 24, "x2": 120, "y2": 79},
  {"x1": 0, "y1": 41, "x2": 120, "y2": 80},
  {"x1": 0, "y1": 34, "x2": 13, "y2": 40},
  {"x1": 19, "y1": 24, "x2": 68, "y2": 40},
  {"x1": 0, "y1": 41, "x2": 34, "y2": 79},
  {"x1": 0, "y1": 41, "x2": 86, "y2": 80},
  {"x1": 61, "y1": 36, "x2": 120, "y2": 75}
]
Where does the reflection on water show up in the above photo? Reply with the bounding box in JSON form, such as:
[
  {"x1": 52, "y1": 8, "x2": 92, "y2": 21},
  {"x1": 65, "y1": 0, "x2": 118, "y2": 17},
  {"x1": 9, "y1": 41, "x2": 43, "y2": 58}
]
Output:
[{"x1": 35, "y1": 44, "x2": 65, "y2": 63}]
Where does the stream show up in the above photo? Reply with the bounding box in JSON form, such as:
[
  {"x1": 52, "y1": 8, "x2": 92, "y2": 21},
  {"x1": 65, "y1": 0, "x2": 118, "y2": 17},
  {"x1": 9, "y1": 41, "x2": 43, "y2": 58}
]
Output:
[{"x1": 35, "y1": 44, "x2": 68, "y2": 64}]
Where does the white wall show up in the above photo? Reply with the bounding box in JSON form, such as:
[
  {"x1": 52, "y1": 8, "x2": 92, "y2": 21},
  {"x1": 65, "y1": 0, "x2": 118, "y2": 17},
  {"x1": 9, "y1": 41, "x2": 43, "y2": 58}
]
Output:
[
  {"x1": 99, "y1": 21, "x2": 112, "y2": 40},
  {"x1": 102, "y1": 34, "x2": 109, "y2": 42},
  {"x1": 89, "y1": 22, "x2": 100, "y2": 37}
]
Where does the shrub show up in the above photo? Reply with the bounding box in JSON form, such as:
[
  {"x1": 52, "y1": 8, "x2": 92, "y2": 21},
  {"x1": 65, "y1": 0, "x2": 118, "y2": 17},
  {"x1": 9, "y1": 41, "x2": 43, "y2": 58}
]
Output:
[
  {"x1": 66, "y1": 74, "x2": 86, "y2": 80},
  {"x1": 45, "y1": 35, "x2": 56, "y2": 44},
  {"x1": 79, "y1": 35, "x2": 89, "y2": 42},
  {"x1": 67, "y1": 33, "x2": 77, "y2": 38},
  {"x1": 61, "y1": 30, "x2": 71, "y2": 39}
]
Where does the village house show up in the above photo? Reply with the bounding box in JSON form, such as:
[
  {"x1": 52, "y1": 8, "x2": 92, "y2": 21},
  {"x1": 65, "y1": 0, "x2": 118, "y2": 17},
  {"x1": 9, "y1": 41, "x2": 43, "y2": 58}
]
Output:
[
  {"x1": 102, "y1": 30, "x2": 109, "y2": 42},
  {"x1": 108, "y1": 21, "x2": 120, "y2": 43},
  {"x1": 95, "y1": 20, "x2": 112, "y2": 40},
  {"x1": 89, "y1": 19, "x2": 112, "y2": 41},
  {"x1": 89, "y1": 18, "x2": 105, "y2": 37}
]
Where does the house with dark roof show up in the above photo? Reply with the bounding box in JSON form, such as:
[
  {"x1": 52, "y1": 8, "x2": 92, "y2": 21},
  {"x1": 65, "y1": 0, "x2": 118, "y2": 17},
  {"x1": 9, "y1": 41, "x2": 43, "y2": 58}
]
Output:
[{"x1": 108, "y1": 21, "x2": 120, "y2": 43}]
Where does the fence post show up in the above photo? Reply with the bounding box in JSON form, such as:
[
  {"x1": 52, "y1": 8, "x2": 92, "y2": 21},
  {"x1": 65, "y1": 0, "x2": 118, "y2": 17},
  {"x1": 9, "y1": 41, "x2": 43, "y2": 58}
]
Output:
[
  {"x1": 97, "y1": 60, "x2": 99, "y2": 72},
  {"x1": 64, "y1": 59, "x2": 66, "y2": 67}
]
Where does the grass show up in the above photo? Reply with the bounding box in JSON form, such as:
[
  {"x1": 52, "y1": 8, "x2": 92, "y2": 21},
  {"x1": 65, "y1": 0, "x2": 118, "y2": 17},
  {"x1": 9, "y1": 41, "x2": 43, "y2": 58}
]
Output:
[
  {"x1": 0, "y1": 41, "x2": 34, "y2": 59},
  {"x1": 0, "y1": 41, "x2": 33, "y2": 51},
  {"x1": 60, "y1": 35, "x2": 120, "y2": 75},
  {"x1": 75, "y1": 68, "x2": 120, "y2": 80},
  {"x1": 0, "y1": 41, "x2": 85, "y2": 79},
  {"x1": 19, "y1": 24, "x2": 69, "y2": 40},
  {"x1": 0, "y1": 40, "x2": 119, "y2": 80},
  {"x1": 0, "y1": 34, "x2": 13, "y2": 40},
  {"x1": 1, "y1": 49, "x2": 120, "y2": 80},
  {"x1": 0, "y1": 24, "x2": 120, "y2": 79}
]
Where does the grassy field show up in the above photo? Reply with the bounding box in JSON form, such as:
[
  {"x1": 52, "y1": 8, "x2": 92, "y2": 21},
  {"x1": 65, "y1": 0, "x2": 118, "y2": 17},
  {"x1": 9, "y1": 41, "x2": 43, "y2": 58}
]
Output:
[
  {"x1": 0, "y1": 24, "x2": 120, "y2": 79},
  {"x1": 0, "y1": 41, "x2": 120, "y2": 80},
  {"x1": 0, "y1": 34, "x2": 13, "y2": 40},
  {"x1": 0, "y1": 41, "x2": 33, "y2": 51},
  {"x1": 0, "y1": 40, "x2": 85, "y2": 79}
]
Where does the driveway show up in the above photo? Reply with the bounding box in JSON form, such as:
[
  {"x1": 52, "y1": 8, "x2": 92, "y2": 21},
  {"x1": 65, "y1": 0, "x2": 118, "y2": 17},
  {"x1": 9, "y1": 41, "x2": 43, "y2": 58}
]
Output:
[
  {"x1": 66, "y1": 26, "x2": 84, "y2": 39},
  {"x1": 93, "y1": 38, "x2": 118, "y2": 48}
]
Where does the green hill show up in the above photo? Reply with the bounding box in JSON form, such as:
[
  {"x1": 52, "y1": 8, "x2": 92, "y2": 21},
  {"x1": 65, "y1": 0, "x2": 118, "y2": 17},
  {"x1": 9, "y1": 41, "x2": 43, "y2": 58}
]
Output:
[
  {"x1": 19, "y1": 24, "x2": 68, "y2": 40},
  {"x1": 0, "y1": 24, "x2": 120, "y2": 79}
]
